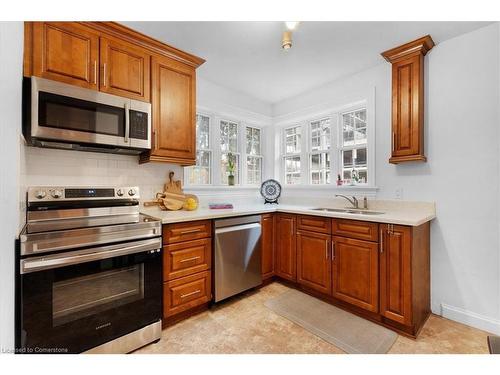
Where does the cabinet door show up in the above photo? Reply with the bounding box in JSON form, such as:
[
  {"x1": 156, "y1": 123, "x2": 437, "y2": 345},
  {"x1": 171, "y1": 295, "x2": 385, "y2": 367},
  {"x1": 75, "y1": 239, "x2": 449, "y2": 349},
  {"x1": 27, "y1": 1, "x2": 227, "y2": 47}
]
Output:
[
  {"x1": 148, "y1": 55, "x2": 196, "y2": 164},
  {"x1": 100, "y1": 37, "x2": 150, "y2": 102},
  {"x1": 32, "y1": 22, "x2": 99, "y2": 89},
  {"x1": 380, "y1": 225, "x2": 412, "y2": 325},
  {"x1": 332, "y1": 236, "x2": 379, "y2": 312},
  {"x1": 261, "y1": 214, "x2": 275, "y2": 280},
  {"x1": 275, "y1": 214, "x2": 296, "y2": 281},
  {"x1": 297, "y1": 231, "x2": 332, "y2": 295}
]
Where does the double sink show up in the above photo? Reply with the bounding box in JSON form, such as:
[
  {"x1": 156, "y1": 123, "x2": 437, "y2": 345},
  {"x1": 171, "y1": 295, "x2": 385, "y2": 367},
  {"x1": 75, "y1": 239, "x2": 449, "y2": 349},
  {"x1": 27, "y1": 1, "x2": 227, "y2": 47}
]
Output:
[{"x1": 312, "y1": 207, "x2": 384, "y2": 215}]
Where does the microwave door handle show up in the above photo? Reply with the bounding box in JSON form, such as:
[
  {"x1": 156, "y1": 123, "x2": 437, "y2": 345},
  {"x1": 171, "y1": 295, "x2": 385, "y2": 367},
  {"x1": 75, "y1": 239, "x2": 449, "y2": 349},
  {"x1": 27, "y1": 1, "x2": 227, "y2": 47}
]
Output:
[{"x1": 124, "y1": 101, "x2": 130, "y2": 143}]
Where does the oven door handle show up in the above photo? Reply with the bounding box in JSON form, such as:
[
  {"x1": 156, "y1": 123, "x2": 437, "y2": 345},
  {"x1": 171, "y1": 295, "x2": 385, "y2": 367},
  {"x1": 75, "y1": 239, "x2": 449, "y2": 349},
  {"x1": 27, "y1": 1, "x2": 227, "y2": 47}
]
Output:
[{"x1": 20, "y1": 238, "x2": 161, "y2": 274}]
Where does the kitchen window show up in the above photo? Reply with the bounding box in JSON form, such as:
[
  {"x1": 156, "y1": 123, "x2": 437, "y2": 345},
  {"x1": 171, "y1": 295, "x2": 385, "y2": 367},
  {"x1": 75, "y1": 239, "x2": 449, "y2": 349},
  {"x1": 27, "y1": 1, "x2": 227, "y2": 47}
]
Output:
[
  {"x1": 220, "y1": 119, "x2": 240, "y2": 185},
  {"x1": 185, "y1": 114, "x2": 212, "y2": 185},
  {"x1": 280, "y1": 106, "x2": 370, "y2": 186},
  {"x1": 340, "y1": 109, "x2": 368, "y2": 183},
  {"x1": 309, "y1": 118, "x2": 331, "y2": 184},
  {"x1": 283, "y1": 125, "x2": 302, "y2": 185},
  {"x1": 246, "y1": 126, "x2": 262, "y2": 185}
]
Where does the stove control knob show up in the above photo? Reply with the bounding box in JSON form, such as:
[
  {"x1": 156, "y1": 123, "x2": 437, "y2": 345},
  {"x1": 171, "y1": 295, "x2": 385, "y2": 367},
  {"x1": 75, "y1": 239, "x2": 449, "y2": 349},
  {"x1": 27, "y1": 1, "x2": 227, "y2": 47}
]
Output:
[
  {"x1": 51, "y1": 189, "x2": 63, "y2": 199},
  {"x1": 116, "y1": 189, "x2": 125, "y2": 197},
  {"x1": 128, "y1": 188, "x2": 136, "y2": 196},
  {"x1": 35, "y1": 190, "x2": 46, "y2": 199}
]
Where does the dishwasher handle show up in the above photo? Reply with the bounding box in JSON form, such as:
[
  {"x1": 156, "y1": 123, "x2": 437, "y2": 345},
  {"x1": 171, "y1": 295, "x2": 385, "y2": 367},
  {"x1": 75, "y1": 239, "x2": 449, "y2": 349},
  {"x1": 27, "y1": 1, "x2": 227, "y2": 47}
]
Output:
[{"x1": 215, "y1": 222, "x2": 261, "y2": 235}]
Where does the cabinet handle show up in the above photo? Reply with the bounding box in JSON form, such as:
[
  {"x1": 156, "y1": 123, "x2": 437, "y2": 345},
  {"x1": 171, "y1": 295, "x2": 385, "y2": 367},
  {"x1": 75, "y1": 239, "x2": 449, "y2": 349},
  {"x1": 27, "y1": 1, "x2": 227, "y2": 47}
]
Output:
[
  {"x1": 379, "y1": 228, "x2": 384, "y2": 253},
  {"x1": 331, "y1": 241, "x2": 335, "y2": 261},
  {"x1": 180, "y1": 228, "x2": 202, "y2": 235},
  {"x1": 392, "y1": 132, "x2": 395, "y2": 152},
  {"x1": 103, "y1": 63, "x2": 107, "y2": 86},
  {"x1": 180, "y1": 256, "x2": 201, "y2": 263},
  {"x1": 325, "y1": 242, "x2": 329, "y2": 260},
  {"x1": 180, "y1": 290, "x2": 201, "y2": 299},
  {"x1": 93, "y1": 60, "x2": 97, "y2": 84}
]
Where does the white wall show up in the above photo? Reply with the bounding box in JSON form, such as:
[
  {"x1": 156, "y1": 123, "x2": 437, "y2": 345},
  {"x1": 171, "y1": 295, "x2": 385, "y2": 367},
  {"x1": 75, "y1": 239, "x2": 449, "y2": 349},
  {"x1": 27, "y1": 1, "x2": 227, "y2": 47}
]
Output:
[
  {"x1": 274, "y1": 23, "x2": 500, "y2": 333},
  {"x1": 0, "y1": 21, "x2": 23, "y2": 353}
]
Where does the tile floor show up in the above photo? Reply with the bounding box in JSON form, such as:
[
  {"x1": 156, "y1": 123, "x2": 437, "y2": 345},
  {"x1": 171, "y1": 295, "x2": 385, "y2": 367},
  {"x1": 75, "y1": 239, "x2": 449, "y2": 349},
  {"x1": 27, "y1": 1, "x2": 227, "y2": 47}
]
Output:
[{"x1": 135, "y1": 282, "x2": 490, "y2": 354}]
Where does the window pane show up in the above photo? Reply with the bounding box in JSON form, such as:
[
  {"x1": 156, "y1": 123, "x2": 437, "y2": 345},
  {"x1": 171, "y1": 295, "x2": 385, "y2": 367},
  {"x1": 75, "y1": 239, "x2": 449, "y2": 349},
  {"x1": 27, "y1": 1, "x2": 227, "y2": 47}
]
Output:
[
  {"x1": 341, "y1": 148, "x2": 367, "y2": 184},
  {"x1": 310, "y1": 153, "x2": 330, "y2": 185},
  {"x1": 284, "y1": 156, "x2": 301, "y2": 185},
  {"x1": 342, "y1": 109, "x2": 366, "y2": 146},
  {"x1": 246, "y1": 156, "x2": 262, "y2": 185},
  {"x1": 185, "y1": 150, "x2": 211, "y2": 185},
  {"x1": 285, "y1": 126, "x2": 301, "y2": 154},
  {"x1": 310, "y1": 118, "x2": 330, "y2": 151},
  {"x1": 196, "y1": 115, "x2": 210, "y2": 149},
  {"x1": 221, "y1": 153, "x2": 239, "y2": 185},
  {"x1": 246, "y1": 127, "x2": 261, "y2": 155},
  {"x1": 220, "y1": 120, "x2": 238, "y2": 153}
]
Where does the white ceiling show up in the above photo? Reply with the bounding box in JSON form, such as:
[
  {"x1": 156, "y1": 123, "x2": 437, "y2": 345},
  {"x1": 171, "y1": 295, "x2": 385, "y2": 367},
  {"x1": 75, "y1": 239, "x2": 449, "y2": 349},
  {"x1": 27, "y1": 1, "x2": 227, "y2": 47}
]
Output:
[{"x1": 124, "y1": 21, "x2": 491, "y2": 104}]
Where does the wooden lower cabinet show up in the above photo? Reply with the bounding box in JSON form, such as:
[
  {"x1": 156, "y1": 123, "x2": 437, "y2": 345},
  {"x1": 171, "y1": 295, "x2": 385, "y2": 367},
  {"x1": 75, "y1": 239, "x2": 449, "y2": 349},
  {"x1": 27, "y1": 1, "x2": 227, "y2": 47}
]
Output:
[
  {"x1": 332, "y1": 236, "x2": 379, "y2": 313},
  {"x1": 379, "y1": 224, "x2": 414, "y2": 326},
  {"x1": 297, "y1": 230, "x2": 332, "y2": 295},
  {"x1": 162, "y1": 222, "x2": 212, "y2": 320},
  {"x1": 275, "y1": 213, "x2": 297, "y2": 281},
  {"x1": 163, "y1": 238, "x2": 211, "y2": 281},
  {"x1": 261, "y1": 214, "x2": 275, "y2": 280},
  {"x1": 163, "y1": 271, "x2": 211, "y2": 318}
]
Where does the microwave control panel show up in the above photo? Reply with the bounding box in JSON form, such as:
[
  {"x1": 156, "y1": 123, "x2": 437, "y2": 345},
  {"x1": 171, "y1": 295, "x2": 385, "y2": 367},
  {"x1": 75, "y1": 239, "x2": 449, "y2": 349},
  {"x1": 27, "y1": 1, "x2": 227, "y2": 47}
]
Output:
[{"x1": 129, "y1": 110, "x2": 149, "y2": 140}]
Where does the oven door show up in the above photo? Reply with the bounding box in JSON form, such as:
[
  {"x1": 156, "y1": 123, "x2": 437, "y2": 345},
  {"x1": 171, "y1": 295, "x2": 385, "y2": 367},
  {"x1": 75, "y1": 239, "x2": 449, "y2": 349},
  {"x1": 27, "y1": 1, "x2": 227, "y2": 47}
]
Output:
[
  {"x1": 19, "y1": 238, "x2": 162, "y2": 354},
  {"x1": 29, "y1": 76, "x2": 151, "y2": 150}
]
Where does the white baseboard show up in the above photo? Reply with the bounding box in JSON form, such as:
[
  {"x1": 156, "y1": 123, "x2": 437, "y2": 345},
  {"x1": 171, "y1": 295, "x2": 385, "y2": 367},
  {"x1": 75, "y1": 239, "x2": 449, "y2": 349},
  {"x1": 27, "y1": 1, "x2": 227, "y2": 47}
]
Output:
[{"x1": 440, "y1": 303, "x2": 500, "y2": 335}]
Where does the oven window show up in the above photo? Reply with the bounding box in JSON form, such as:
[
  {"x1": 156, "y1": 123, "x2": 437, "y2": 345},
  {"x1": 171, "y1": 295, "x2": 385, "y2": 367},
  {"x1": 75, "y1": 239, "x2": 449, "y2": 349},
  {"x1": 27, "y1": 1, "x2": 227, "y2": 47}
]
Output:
[
  {"x1": 52, "y1": 264, "x2": 144, "y2": 327},
  {"x1": 39, "y1": 92, "x2": 125, "y2": 137}
]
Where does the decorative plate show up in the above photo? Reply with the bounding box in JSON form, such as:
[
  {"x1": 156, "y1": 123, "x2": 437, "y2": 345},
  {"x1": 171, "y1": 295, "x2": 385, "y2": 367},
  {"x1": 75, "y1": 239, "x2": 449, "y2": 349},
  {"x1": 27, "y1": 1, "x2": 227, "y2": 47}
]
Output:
[{"x1": 260, "y1": 179, "x2": 282, "y2": 204}]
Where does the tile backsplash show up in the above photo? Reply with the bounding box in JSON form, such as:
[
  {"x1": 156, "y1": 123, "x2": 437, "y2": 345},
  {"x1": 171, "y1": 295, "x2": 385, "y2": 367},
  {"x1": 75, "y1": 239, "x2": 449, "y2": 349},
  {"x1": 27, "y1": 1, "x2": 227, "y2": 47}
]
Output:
[{"x1": 20, "y1": 141, "x2": 183, "y2": 202}]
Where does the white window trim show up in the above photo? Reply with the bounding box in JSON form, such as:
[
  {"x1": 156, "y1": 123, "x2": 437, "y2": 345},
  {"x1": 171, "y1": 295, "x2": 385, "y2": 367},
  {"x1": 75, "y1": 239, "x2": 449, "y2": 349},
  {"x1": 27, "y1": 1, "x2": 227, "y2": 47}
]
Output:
[{"x1": 278, "y1": 98, "x2": 376, "y2": 188}]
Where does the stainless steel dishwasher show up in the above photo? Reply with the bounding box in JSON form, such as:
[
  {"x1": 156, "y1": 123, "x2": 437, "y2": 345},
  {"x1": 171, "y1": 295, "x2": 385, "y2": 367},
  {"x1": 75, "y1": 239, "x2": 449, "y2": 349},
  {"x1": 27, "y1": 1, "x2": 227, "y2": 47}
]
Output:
[{"x1": 214, "y1": 215, "x2": 262, "y2": 302}]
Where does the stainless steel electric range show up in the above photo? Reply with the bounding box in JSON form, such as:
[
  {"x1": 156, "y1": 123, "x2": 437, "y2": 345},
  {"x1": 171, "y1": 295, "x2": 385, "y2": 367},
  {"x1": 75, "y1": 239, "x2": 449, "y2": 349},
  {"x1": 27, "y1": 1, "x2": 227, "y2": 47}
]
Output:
[{"x1": 17, "y1": 186, "x2": 162, "y2": 354}]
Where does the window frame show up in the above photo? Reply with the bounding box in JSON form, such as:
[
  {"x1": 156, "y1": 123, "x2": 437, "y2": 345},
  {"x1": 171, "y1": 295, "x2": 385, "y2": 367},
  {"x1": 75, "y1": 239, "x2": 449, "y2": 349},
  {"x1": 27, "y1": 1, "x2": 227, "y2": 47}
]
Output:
[
  {"x1": 244, "y1": 125, "x2": 263, "y2": 186},
  {"x1": 278, "y1": 101, "x2": 374, "y2": 187},
  {"x1": 282, "y1": 124, "x2": 303, "y2": 185},
  {"x1": 184, "y1": 112, "x2": 213, "y2": 186}
]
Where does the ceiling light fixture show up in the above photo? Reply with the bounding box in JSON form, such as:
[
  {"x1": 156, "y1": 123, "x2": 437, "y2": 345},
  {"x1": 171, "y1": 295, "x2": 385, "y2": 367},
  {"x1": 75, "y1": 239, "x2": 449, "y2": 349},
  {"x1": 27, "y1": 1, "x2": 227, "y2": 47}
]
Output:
[
  {"x1": 282, "y1": 22, "x2": 300, "y2": 51},
  {"x1": 282, "y1": 31, "x2": 292, "y2": 51}
]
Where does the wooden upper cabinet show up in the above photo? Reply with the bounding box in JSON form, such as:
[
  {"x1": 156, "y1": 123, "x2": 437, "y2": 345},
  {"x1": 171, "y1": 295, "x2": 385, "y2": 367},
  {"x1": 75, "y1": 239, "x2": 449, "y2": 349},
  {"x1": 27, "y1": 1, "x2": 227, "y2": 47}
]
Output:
[
  {"x1": 379, "y1": 224, "x2": 412, "y2": 325},
  {"x1": 31, "y1": 22, "x2": 99, "y2": 89},
  {"x1": 297, "y1": 231, "x2": 332, "y2": 295},
  {"x1": 275, "y1": 214, "x2": 297, "y2": 282},
  {"x1": 140, "y1": 55, "x2": 196, "y2": 165},
  {"x1": 332, "y1": 236, "x2": 379, "y2": 313},
  {"x1": 99, "y1": 37, "x2": 150, "y2": 102},
  {"x1": 261, "y1": 214, "x2": 275, "y2": 280},
  {"x1": 381, "y1": 35, "x2": 434, "y2": 164}
]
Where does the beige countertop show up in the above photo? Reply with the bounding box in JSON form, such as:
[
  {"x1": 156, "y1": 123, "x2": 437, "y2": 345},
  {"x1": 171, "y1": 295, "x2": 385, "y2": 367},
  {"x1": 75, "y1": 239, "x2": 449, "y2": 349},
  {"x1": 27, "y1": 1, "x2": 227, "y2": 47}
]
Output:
[{"x1": 141, "y1": 200, "x2": 436, "y2": 226}]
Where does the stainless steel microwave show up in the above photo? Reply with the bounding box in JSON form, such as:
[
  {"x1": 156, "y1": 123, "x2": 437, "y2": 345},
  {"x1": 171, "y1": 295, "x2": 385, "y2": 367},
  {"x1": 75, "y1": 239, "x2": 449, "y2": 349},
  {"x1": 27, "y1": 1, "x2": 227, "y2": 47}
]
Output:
[{"x1": 23, "y1": 77, "x2": 151, "y2": 155}]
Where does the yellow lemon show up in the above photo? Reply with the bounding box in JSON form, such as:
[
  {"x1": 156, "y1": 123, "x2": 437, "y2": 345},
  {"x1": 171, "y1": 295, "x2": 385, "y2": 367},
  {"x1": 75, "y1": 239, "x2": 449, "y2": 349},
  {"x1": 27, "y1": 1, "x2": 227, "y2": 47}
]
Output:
[{"x1": 184, "y1": 197, "x2": 197, "y2": 211}]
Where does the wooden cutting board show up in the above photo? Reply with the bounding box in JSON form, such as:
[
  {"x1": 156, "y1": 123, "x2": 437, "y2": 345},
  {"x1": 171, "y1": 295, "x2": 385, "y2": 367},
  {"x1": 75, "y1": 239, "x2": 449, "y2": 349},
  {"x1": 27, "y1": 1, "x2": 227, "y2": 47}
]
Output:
[{"x1": 143, "y1": 171, "x2": 198, "y2": 211}]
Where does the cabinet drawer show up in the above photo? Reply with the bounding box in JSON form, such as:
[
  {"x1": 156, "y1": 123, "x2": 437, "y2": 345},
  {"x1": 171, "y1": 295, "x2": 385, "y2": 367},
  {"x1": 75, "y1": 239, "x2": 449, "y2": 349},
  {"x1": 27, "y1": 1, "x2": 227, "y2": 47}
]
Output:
[
  {"x1": 163, "y1": 271, "x2": 211, "y2": 318},
  {"x1": 297, "y1": 215, "x2": 331, "y2": 234},
  {"x1": 332, "y1": 219, "x2": 379, "y2": 242},
  {"x1": 163, "y1": 220, "x2": 212, "y2": 244},
  {"x1": 164, "y1": 238, "x2": 211, "y2": 281}
]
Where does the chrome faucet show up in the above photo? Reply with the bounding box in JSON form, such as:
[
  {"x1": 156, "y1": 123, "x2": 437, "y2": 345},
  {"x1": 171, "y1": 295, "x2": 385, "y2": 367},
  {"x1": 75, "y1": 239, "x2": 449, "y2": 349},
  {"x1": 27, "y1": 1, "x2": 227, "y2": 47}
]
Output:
[{"x1": 335, "y1": 194, "x2": 359, "y2": 209}]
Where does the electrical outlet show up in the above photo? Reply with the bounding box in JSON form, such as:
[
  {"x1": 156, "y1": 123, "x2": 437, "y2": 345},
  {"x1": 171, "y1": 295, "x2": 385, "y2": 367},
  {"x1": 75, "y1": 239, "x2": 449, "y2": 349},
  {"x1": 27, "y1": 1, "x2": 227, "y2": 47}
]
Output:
[{"x1": 395, "y1": 187, "x2": 403, "y2": 200}]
